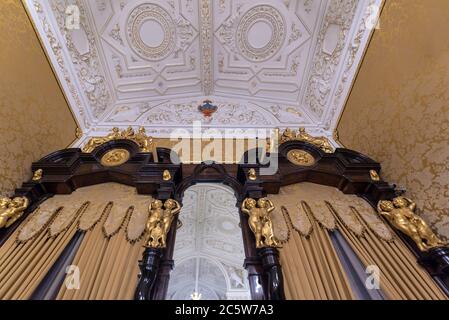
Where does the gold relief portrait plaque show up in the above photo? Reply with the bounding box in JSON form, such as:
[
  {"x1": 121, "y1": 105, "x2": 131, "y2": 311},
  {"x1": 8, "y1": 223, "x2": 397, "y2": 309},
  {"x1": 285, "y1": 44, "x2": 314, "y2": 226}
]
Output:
[
  {"x1": 286, "y1": 149, "x2": 316, "y2": 167},
  {"x1": 100, "y1": 149, "x2": 130, "y2": 167}
]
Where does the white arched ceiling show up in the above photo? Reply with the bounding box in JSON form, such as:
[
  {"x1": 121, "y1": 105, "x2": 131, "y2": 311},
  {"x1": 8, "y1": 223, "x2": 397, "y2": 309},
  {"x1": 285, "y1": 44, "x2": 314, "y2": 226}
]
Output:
[
  {"x1": 25, "y1": 0, "x2": 381, "y2": 141},
  {"x1": 166, "y1": 183, "x2": 250, "y2": 300}
]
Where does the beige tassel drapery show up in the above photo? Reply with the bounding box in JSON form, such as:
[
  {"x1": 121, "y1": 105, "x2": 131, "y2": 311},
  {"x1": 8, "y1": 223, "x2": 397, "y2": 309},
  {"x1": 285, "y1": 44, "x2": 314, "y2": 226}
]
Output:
[
  {"x1": 270, "y1": 191, "x2": 355, "y2": 300},
  {"x1": 0, "y1": 183, "x2": 152, "y2": 300},
  {"x1": 0, "y1": 202, "x2": 86, "y2": 299},
  {"x1": 271, "y1": 182, "x2": 447, "y2": 300},
  {"x1": 57, "y1": 206, "x2": 145, "y2": 300}
]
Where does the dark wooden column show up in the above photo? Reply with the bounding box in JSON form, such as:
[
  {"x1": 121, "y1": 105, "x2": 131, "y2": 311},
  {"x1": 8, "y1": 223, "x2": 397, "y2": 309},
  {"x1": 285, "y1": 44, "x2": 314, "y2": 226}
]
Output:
[
  {"x1": 134, "y1": 247, "x2": 164, "y2": 300},
  {"x1": 258, "y1": 247, "x2": 285, "y2": 300}
]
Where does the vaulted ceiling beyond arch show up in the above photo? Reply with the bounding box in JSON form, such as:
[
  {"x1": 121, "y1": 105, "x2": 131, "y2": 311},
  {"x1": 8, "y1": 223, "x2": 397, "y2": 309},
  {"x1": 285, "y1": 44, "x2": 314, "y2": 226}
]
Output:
[{"x1": 25, "y1": 0, "x2": 381, "y2": 141}]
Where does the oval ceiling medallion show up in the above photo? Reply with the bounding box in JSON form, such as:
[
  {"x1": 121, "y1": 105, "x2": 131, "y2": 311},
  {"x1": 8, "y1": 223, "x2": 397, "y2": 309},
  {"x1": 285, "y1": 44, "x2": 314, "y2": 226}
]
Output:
[
  {"x1": 236, "y1": 5, "x2": 286, "y2": 62},
  {"x1": 100, "y1": 148, "x2": 131, "y2": 167},
  {"x1": 286, "y1": 149, "x2": 316, "y2": 167},
  {"x1": 126, "y1": 4, "x2": 176, "y2": 61}
]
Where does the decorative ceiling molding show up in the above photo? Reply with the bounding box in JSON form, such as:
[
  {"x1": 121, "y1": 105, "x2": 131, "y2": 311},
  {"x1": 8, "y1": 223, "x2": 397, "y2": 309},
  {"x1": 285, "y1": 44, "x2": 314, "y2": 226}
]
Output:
[{"x1": 25, "y1": 0, "x2": 381, "y2": 142}]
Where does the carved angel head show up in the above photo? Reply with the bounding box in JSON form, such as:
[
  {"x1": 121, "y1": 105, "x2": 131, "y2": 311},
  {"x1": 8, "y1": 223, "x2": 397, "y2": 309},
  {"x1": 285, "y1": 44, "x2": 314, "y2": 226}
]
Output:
[
  {"x1": 151, "y1": 200, "x2": 163, "y2": 209},
  {"x1": 164, "y1": 199, "x2": 176, "y2": 209},
  {"x1": 393, "y1": 197, "x2": 408, "y2": 208},
  {"x1": 244, "y1": 198, "x2": 257, "y2": 209},
  {"x1": 378, "y1": 200, "x2": 394, "y2": 212}
]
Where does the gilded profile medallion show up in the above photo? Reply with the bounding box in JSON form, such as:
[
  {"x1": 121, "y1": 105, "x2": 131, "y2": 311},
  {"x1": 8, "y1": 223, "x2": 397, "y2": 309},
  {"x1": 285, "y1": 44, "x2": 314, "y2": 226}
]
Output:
[
  {"x1": 100, "y1": 149, "x2": 130, "y2": 167},
  {"x1": 286, "y1": 149, "x2": 315, "y2": 166}
]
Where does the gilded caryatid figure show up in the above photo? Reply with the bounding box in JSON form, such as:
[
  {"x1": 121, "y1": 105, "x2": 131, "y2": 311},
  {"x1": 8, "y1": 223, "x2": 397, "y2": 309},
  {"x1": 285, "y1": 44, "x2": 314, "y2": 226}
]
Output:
[
  {"x1": 378, "y1": 197, "x2": 445, "y2": 251},
  {"x1": 0, "y1": 196, "x2": 29, "y2": 229},
  {"x1": 145, "y1": 199, "x2": 181, "y2": 248},
  {"x1": 241, "y1": 197, "x2": 280, "y2": 248}
]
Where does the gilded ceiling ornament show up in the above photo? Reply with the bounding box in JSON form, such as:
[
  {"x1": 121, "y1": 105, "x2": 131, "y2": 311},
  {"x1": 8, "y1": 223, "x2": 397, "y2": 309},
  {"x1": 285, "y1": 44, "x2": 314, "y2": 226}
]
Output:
[
  {"x1": 241, "y1": 198, "x2": 280, "y2": 248},
  {"x1": 280, "y1": 127, "x2": 334, "y2": 153},
  {"x1": 75, "y1": 127, "x2": 83, "y2": 139},
  {"x1": 370, "y1": 170, "x2": 380, "y2": 181},
  {"x1": 248, "y1": 168, "x2": 257, "y2": 181},
  {"x1": 145, "y1": 199, "x2": 181, "y2": 248},
  {"x1": 236, "y1": 5, "x2": 286, "y2": 62},
  {"x1": 82, "y1": 127, "x2": 155, "y2": 154},
  {"x1": 0, "y1": 196, "x2": 29, "y2": 229},
  {"x1": 378, "y1": 197, "x2": 446, "y2": 251},
  {"x1": 163, "y1": 170, "x2": 172, "y2": 181},
  {"x1": 304, "y1": 0, "x2": 358, "y2": 118},
  {"x1": 100, "y1": 149, "x2": 130, "y2": 167},
  {"x1": 32, "y1": 169, "x2": 43, "y2": 181},
  {"x1": 126, "y1": 3, "x2": 176, "y2": 61},
  {"x1": 286, "y1": 149, "x2": 316, "y2": 166}
]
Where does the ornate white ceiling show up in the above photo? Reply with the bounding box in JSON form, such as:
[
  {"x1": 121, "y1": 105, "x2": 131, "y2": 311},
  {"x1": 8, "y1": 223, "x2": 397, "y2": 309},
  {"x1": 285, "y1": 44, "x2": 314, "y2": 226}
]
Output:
[
  {"x1": 167, "y1": 184, "x2": 250, "y2": 300},
  {"x1": 25, "y1": 0, "x2": 381, "y2": 140}
]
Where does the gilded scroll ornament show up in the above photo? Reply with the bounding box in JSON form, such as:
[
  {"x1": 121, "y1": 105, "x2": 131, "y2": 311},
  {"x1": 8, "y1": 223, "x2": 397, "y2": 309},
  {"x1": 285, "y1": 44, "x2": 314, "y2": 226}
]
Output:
[
  {"x1": 32, "y1": 169, "x2": 43, "y2": 181},
  {"x1": 144, "y1": 199, "x2": 181, "y2": 248},
  {"x1": 370, "y1": 170, "x2": 380, "y2": 181},
  {"x1": 248, "y1": 168, "x2": 257, "y2": 181},
  {"x1": 378, "y1": 197, "x2": 446, "y2": 251},
  {"x1": 0, "y1": 197, "x2": 29, "y2": 229},
  {"x1": 241, "y1": 197, "x2": 280, "y2": 248},
  {"x1": 82, "y1": 126, "x2": 155, "y2": 154},
  {"x1": 100, "y1": 149, "x2": 130, "y2": 167},
  {"x1": 162, "y1": 170, "x2": 171, "y2": 181},
  {"x1": 280, "y1": 127, "x2": 334, "y2": 153},
  {"x1": 286, "y1": 149, "x2": 316, "y2": 166}
]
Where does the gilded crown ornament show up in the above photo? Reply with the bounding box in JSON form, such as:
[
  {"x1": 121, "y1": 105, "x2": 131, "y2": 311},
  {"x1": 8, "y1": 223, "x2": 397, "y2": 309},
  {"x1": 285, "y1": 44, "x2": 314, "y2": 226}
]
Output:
[
  {"x1": 32, "y1": 169, "x2": 43, "y2": 181},
  {"x1": 145, "y1": 199, "x2": 181, "y2": 248},
  {"x1": 279, "y1": 127, "x2": 334, "y2": 154},
  {"x1": 241, "y1": 197, "x2": 280, "y2": 248},
  {"x1": 82, "y1": 126, "x2": 155, "y2": 153},
  {"x1": 378, "y1": 197, "x2": 446, "y2": 251},
  {"x1": 0, "y1": 196, "x2": 29, "y2": 229}
]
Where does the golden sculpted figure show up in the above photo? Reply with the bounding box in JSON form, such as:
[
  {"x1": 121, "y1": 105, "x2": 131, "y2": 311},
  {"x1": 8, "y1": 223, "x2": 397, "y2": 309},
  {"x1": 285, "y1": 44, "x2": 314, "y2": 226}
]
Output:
[
  {"x1": 280, "y1": 128, "x2": 296, "y2": 144},
  {"x1": 145, "y1": 199, "x2": 181, "y2": 248},
  {"x1": 82, "y1": 127, "x2": 121, "y2": 152},
  {"x1": 378, "y1": 197, "x2": 445, "y2": 251},
  {"x1": 296, "y1": 128, "x2": 334, "y2": 153},
  {"x1": 0, "y1": 196, "x2": 29, "y2": 229},
  {"x1": 134, "y1": 127, "x2": 154, "y2": 153},
  {"x1": 82, "y1": 126, "x2": 156, "y2": 154},
  {"x1": 279, "y1": 128, "x2": 334, "y2": 153},
  {"x1": 241, "y1": 197, "x2": 280, "y2": 248}
]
